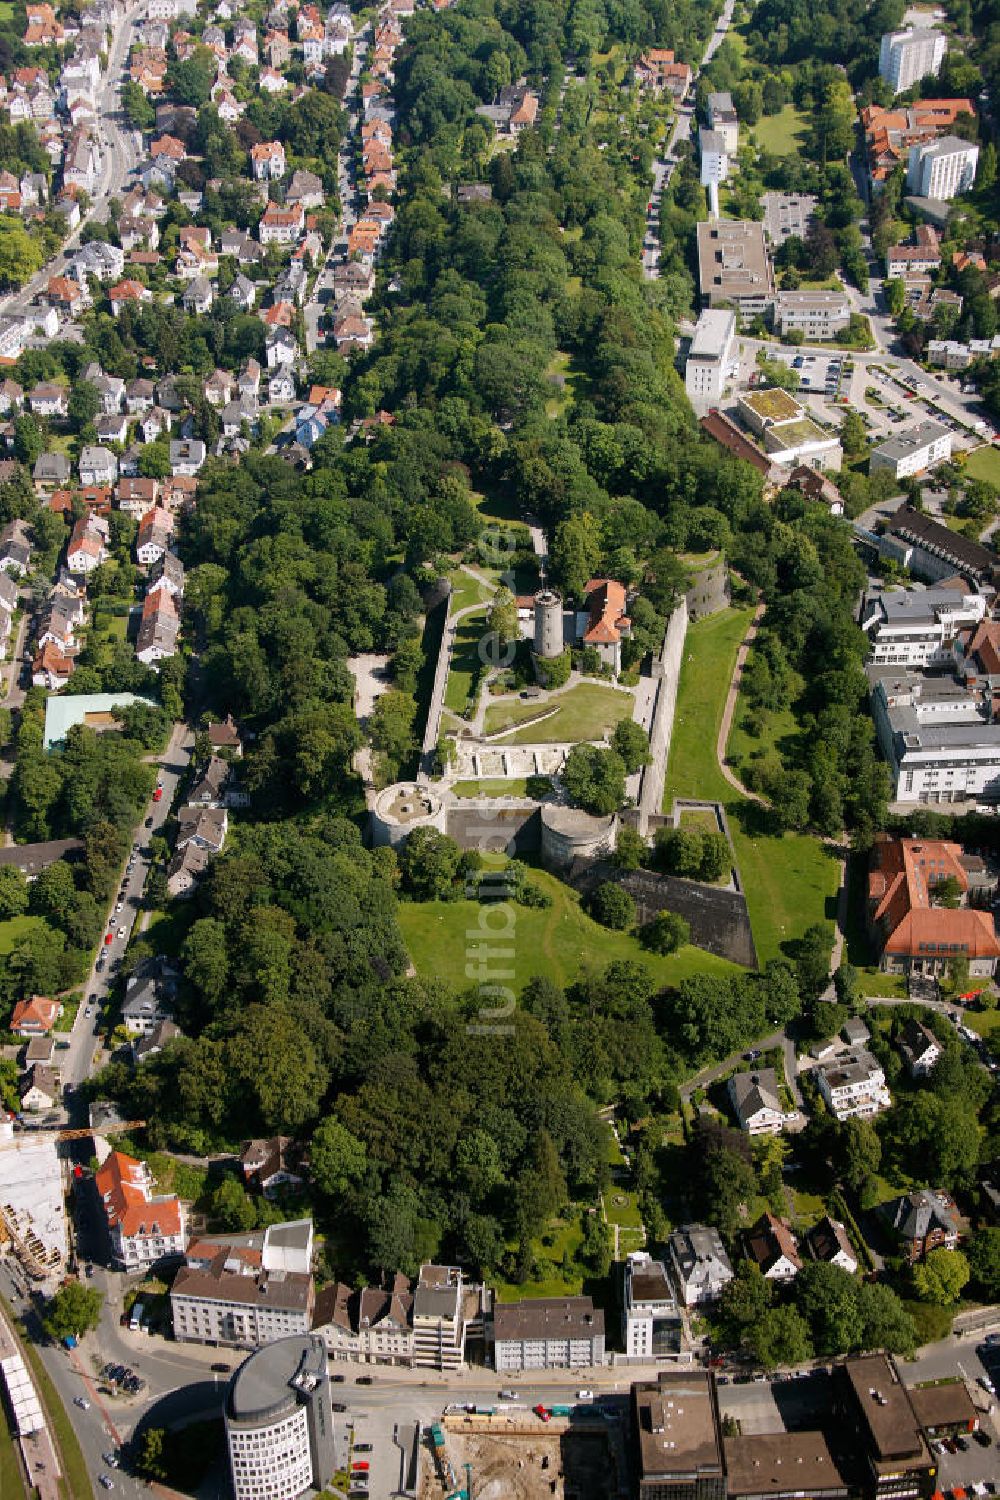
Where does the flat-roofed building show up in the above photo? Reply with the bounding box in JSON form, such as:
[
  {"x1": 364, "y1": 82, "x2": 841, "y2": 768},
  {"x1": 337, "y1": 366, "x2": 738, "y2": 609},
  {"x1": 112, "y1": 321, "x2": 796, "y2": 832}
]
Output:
[
  {"x1": 879, "y1": 27, "x2": 947, "y2": 94},
  {"x1": 836, "y1": 1353, "x2": 935, "y2": 1499},
  {"x1": 908, "y1": 1379, "x2": 978, "y2": 1437},
  {"x1": 492, "y1": 1296, "x2": 605, "y2": 1372},
  {"x1": 736, "y1": 388, "x2": 841, "y2": 469},
  {"x1": 863, "y1": 583, "x2": 986, "y2": 669},
  {"x1": 225, "y1": 1335, "x2": 334, "y2": 1500},
  {"x1": 870, "y1": 419, "x2": 952, "y2": 479},
  {"x1": 761, "y1": 191, "x2": 817, "y2": 245},
  {"x1": 868, "y1": 665, "x2": 1000, "y2": 807},
  {"x1": 907, "y1": 134, "x2": 978, "y2": 200},
  {"x1": 631, "y1": 1370, "x2": 725, "y2": 1500},
  {"x1": 696, "y1": 220, "x2": 774, "y2": 316},
  {"x1": 622, "y1": 1251, "x2": 681, "y2": 1359},
  {"x1": 699, "y1": 128, "x2": 729, "y2": 186},
  {"x1": 707, "y1": 91, "x2": 738, "y2": 152},
  {"x1": 685, "y1": 308, "x2": 737, "y2": 410},
  {"x1": 725, "y1": 1432, "x2": 848, "y2": 1500},
  {"x1": 775, "y1": 289, "x2": 850, "y2": 340}
]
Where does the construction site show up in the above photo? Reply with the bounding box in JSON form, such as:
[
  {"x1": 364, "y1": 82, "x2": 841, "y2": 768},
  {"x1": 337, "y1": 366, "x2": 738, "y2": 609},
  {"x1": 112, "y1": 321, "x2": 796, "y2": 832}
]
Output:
[{"x1": 420, "y1": 1410, "x2": 628, "y2": 1500}]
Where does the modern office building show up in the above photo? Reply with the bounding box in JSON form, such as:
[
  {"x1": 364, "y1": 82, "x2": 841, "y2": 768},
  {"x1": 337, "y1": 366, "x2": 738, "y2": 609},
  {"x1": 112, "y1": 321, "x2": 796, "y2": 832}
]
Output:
[
  {"x1": 836, "y1": 1353, "x2": 936, "y2": 1498},
  {"x1": 631, "y1": 1370, "x2": 726, "y2": 1500},
  {"x1": 906, "y1": 134, "x2": 979, "y2": 200},
  {"x1": 684, "y1": 308, "x2": 737, "y2": 409},
  {"x1": 774, "y1": 289, "x2": 850, "y2": 340},
  {"x1": 622, "y1": 1252, "x2": 681, "y2": 1359},
  {"x1": 225, "y1": 1335, "x2": 335, "y2": 1500},
  {"x1": 879, "y1": 27, "x2": 947, "y2": 94},
  {"x1": 696, "y1": 220, "x2": 775, "y2": 316},
  {"x1": 862, "y1": 584, "x2": 987, "y2": 670},
  {"x1": 870, "y1": 419, "x2": 952, "y2": 479},
  {"x1": 868, "y1": 663, "x2": 1000, "y2": 807}
]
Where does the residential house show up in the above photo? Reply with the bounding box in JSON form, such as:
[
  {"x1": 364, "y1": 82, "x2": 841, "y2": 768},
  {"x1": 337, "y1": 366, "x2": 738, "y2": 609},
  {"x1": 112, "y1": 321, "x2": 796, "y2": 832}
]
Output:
[
  {"x1": 241, "y1": 1137, "x2": 305, "y2": 1198},
  {"x1": 259, "y1": 202, "x2": 304, "y2": 244},
  {"x1": 146, "y1": 551, "x2": 185, "y2": 601},
  {"x1": 0, "y1": 380, "x2": 24, "y2": 416},
  {"x1": 493, "y1": 1295, "x2": 605, "y2": 1371},
  {"x1": 175, "y1": 805, "x2": 227, "y2": 854},
  {"x1": 666, "y1": 1224, "x2": 733, "y2": 1307},
  {"x1": 20, "y1": 1064, "x2": 60, "y2": 1113},
  {"x1": 96, "y1": 1149, "x2": 186, "y2": 1269},
  {"x1": 259, "y1": 66, "x2": 287, "y2": 93},
  {"x1": 133, "y1": 1018, "x2": 182, "y2": 1064},
  {"x1": 32, "y1": 641, "x2": 75, "y2": 690},
  {"x1": 635, "y1": 48, "x2": 692, "y2": 98},
  {"x1": 313, "y1": 1277, "x2": 415, "y2": 1366},
  {"x1": 897, "y1": 1017, "x2": 942, "y2": 1078},
  {"x1": 265, "y1": 327, "x2": 298, "y2": 369},
  {"x1": 166, "y1": 840, "x2": 211, "y2": 898},
  {"x1": 169, "y1": 439, "x2": 206, "y2": 476},
  {"x1": 9, "y1": 994, "x2": 62, "y2": 1035},
  {"x1": 135, "y1": 507, "x2": 173, "y2": 566},
  {"x1": 268, "y1": 369, "x2": 296, "y2": 405},
  {"x1": 208, "y1": 714, "x2": 243, "y2": 756},
  {"x1": 121, "y1": 956, "x2": 178, "y2": 1037},
  {"x1": 728, "y1": 1069, "x2": 785, "y2": 1136},
  {"x1": 204, "y1": 369, "x2": 235, "y2": 407},
  {"x1": 286, "y1": 169, "x2": 323, "y2": 208},
  {"x1": 117, "y1": 476, "x2": 159, "y2": 517},
  {"x1": 816, "y1": 1048, "x2": 892, "y2": 1121},
  {"x1": 136, "y1": 591, "x2": 180, "y2": 665},
  {"x1": 182, "y1": 276, "x2": 214, "y2": 315},
  {"x1": 228, "y1": 273, "x2": 256, "y2": 312},
  {"x1": 108, "y1": 280, "x2": 150, "y2": 316},
  {"x1": 0, "y1": 518, "x2": 31, "y2": 576},
  {"x1": 805, "y1": 1216, "x2": 858, "y2": 1275},
  {"x1": 78, "y1": 446, "x2": 117, "y2": 488},
  {"x1": 20, "y1": 1036, "x2": 55, "y2": 1068},
  {"x1": 882, "y1": 1189, "x2": 960, "y2": 1261},
  {"x1": 575, "y1": 577, "x2": 631, "y2": 674},
  {"x1": 46, "y1": 275, "x2": 87, "y2": 317},
  {"x1": 746, "y1": 1213, "x2": 801, "y2": 1282},
  {"x1": 95, "y1": 413, "x2": 128, "y2": 447},
  {"x1": 622, "y1": 1251, "x2": 681, "y2": 1360},
  {"x1": 66, "y1": 517, "x2": 109, "y2": 573},
  {"x1": 28, "y1": 384, "x2": 68, "y2": 418},
  {"x1": 250, "y1": 141, "x2": 286, "y2": 180}
]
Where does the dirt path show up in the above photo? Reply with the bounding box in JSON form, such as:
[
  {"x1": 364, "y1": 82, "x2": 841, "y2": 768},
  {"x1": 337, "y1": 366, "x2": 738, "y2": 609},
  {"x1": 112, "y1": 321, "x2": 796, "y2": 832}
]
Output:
[{"x1": 716, "y1": 600, "x2": 766, "y2": 800}]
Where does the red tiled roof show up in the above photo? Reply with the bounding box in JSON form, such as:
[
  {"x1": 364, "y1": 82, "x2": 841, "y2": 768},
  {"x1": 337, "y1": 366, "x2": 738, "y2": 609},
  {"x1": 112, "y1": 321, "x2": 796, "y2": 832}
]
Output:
[
  {"x1": 870, "y1": 836, "x2": 1000, "y2": 961},
  {"x1": 95, "y1": 1150, "x2": 183, "y2": 1239}
]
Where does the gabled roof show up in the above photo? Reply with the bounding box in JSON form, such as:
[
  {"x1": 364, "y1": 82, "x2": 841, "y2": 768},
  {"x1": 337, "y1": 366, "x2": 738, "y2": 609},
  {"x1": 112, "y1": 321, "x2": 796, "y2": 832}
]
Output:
[
  {"x1": 747, "y1": 1212, "x2": 801, "y2": 1274},
  {"x1": 95, "y1": 1149, "x2": 183, "y2": 1239},
  {"x1": 884, "y1": 1189, "x2": 959, "y2": 1242}
]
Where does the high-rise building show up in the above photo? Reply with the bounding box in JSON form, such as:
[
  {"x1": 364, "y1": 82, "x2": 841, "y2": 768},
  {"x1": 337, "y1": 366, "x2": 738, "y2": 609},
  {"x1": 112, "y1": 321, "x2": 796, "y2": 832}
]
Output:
[
  {"x1": 879, "y1": 28, "x2": 947, "y2": 93},
  {"x1": 685, "y1": 309, "x2": 737, "y2": 409},
  {"x1": 906, "y1": 134, "x2": 979, "y2": 200},
  {"x1": 225, "y1": 1335, "x2": 335, "y2": 1500}
]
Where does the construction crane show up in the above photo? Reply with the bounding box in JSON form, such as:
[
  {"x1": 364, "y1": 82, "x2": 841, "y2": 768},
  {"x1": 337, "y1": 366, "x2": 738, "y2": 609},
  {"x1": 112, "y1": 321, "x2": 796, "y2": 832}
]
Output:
[{"x1": 0, "y1": 1120, "x2": 146, "y2": 1149}]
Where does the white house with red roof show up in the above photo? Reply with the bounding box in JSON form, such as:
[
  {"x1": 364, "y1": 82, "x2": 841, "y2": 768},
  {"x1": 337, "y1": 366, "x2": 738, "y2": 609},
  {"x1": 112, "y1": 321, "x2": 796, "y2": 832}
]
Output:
[
  {"x1": 10, "y1": 994, "x2": 63, "y2": 1035},
  {"x1": 95, "y1": 1149, "x2": 187, "y2": 1268},
  {"x1": 575, "y1": 578, "x2": 632, "y2": 675}
]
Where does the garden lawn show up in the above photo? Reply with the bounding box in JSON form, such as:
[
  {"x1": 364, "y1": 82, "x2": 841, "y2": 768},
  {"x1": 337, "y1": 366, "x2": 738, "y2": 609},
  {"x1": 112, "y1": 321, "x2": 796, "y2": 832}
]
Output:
[
  {"x1": 0, "y1": 915, "x2": 50, "y2": 955},
  {"x1": 493, "y1": 1214, "x2": 585, "y2": 1301},
  {"x1": 965, "y1": 1007, "x2": 1000, "y2": 1039},
  {"x1": 140, "y1": 901, "x2": 197, "y2": 958},
  {"x1": 445, "y1": 568, "x2": 493, "y2": 615},
  {"x1": 450, "y1": 778, "x2": 534, "y2": 799},
  {"x1": 604, "y1": 1188, "x2": 643, "y2": 1229},
  {"x1": 752, "y1": 104, "x2": 810, "y2": 156},
  {"x1": 664, "y1": 608, "x2": 840, "y2": 964},
  {"x1": 444, "y1": 610, "x2": 486, "y2": 715},
  {"x1": 485, "y1": 682, "x2": 634, "y2": 743},
  {"x1": 396, "y1": 866, "x2": 741, "y2": 994},
  {"x1": 545, "y1": 350, "x2": 587, "y2": 418},
  {"x1": 963, "y1": 445, "x2": 1000, "y2": 487}
]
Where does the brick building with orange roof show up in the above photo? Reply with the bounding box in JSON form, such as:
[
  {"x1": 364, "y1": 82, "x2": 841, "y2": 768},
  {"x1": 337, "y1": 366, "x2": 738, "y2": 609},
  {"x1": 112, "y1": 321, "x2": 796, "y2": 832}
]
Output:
[
  {"x1": 868, "y1": 833, "x2": 1000, "y2": 978},
  {"x1": 576, "y1": 578, "x2": 631, "y2": 675}
]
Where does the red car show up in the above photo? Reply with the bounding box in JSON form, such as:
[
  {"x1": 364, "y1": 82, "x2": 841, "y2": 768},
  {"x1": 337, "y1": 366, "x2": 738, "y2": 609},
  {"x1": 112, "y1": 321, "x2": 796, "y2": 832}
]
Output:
[
  {"x1": 533, "y1": 1404, "x2": 551, "y2": 1423},
  {"x1": 104, "y1": 932, "x2": 113, "y2": 946},
  {"x1": 351, "y1": 1463, "x2": 369, "y2": 1472},
  {"x1": 152, "y1": 787, "x2": 163, "y2": 802}
]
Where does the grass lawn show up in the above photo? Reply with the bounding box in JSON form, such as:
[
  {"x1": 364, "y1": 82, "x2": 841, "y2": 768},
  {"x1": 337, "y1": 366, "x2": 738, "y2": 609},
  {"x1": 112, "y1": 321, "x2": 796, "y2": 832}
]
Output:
[
  {"x1": 53, "y1": 994, "x2": 79, "y2": 1032},
  {"x1": 728, "y1": 702, "x2": 802, "y2": 782},
  {"x1": 444, "y1": 610, "x2": 486, "y2": 715},
  {"x1": 544, "y1": 350, "x2": 587, "y2": 418},
  {"x1": 0, "y1": 914, "x2": 50, "y2": 955},
  {"x1": 604, "y1": 1188, "x2": 643, "y2": 1229},
  {"x1": 963, "y1": 445, "x2": 1000, "y2": 487},
  {"x1": 140, "y1": 900, "x2": 196, "y2": 958},
  {"x1": 752, "y1": 104, "x2": 810, "y2": 156},
  {"x1": 445, "y1": 568, "x2": 493, "y2": 615},
  {"x1": 789, "y1": 1187, "x2": 828, "y2": 1231},
  {"x1": 396, "y1": 866, "x2": 741, "y2": 994},
  {"x1": 964, "y1": 1007, "x2": 1000, "y2": 1038},
  {"x1": 484, "y1": 682, "x2": 634, "y2": 744},
  {"x1": 855, "y1": 969, "x2": 907, "y2": 998},
  {"x1": 146, "y1": 1151, "x2": 211, "y2": 1206},
  {"x1": 450, "y1": 778, "x2": 538, "y2": 799},
  {"x1": 664, "y1": 609, "x2": 841, "y2": 964},
  {"x1": 493, "y1": 1214, "x2": 585, "y2": 1301},
  {"x1": 678, "y1": 807, "x2": 720, "y2": 833}
]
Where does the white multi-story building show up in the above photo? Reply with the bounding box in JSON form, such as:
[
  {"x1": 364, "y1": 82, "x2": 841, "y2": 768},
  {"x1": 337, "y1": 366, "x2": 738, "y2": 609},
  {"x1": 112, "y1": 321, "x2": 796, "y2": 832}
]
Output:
[
  {"x1": 869, "y1": 664, "x2": 1000, "y2": 806},
  {"x1": 707, "y1": 90, "x2": 738, "y2": 152},
  {"x1": 225, "y1": 1336, "x2": 335, "y2": 1500},
  {"x1": 622, "y1": 1252, "x2": 681, "y2": 1359},
  {"x1": 493, "y1": 1297, "x2": 605, "y2": 1372},
  {"x1": 816, "y1": 1048, "x2": 892, "y2": 1121},
  {"x1": 728, "y1": 1068, "x2": 785, "y2": 1135},
  {"x1": 171, "y1": 1220, "x2": 314, "y2": 1349},
  {"x1": 775, "y1": 290, "x2": 850, "y2": 340},
  {"x1": 870, "y1": 419, "x2": 952, "y2": 479},
  {"x1": 666, "y1": 1224, "x2": 733, "y2": 1307},
  {"x1": 907, "y1": 135, "x2": 979, "y2": 201},
  {"x1": 699, "y1": 127, "x2": 729, "y2": 186},
  {"x1": 684, "y1": 308, "x2": 737, "y2": 409},
  {"x1": 862, "y1": 586, "x2": 987, "y2": 670},
  {"x1": 879, "y1": 27, "x2": 947, "y2": 94}
]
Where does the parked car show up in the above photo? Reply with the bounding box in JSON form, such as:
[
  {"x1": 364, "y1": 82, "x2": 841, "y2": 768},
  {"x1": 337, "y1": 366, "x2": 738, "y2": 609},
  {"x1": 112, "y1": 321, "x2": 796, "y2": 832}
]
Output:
[
  {"x1": 356, "y1": 1376, "x2": 374, "y2": 1385},
  {"x1": 74, "y1": 1397, "x2": 90, "y2": 1410}
]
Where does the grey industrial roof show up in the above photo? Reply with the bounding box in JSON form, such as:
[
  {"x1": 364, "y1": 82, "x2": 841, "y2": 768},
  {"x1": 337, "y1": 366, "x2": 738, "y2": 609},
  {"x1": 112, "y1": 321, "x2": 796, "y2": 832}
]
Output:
[{"x1": 227, "y1": 1334, "x2": 325, "y2": 1425}]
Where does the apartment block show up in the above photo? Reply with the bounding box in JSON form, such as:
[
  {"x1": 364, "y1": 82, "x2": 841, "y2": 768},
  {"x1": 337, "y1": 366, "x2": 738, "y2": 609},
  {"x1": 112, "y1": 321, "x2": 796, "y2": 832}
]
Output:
[
  {"x1": 684, "y1": 308, "x2": 737, "y2": 409},
  {"x1": 879, "y1": 27, "x2": 947, "y2": 94},
  {"x1": 622, "y1": 1251, "x2": 681, "y2": 1359},
  {"x1": 862, "y1": 584, "x2": 986, "y2": 669},
  {"x1": 816, "y1": 1048, "x2": 892, "y2": 1121},
  {"x1": 870, "y1": 419, "x2": 952, "y2": 479},
  {"x1": 907, "y1": 135, "x2": 979, "y2": 200},
  {"x1": 706, "y1": 91, "x2": 738, "y2": 152},
  {"x1": 170, "y1": 1220, "x2": 315, "y2": 1349},
  {"x1": 492, "y1": 1297, "x2": 605, "y2": 1372},
  {"x1": 775, "y1": 289, "x2": 850, "y2": 340}
]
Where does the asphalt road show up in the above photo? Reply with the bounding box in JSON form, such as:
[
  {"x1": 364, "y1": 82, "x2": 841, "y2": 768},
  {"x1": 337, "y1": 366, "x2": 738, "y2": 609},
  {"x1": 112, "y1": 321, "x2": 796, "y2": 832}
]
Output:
[
  {"x1": 60, "y1": 721, "x2": 194, "y2": 1100},
  {"x1": 0, "y1": 3, "x2": 142, "y2": 321}
]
